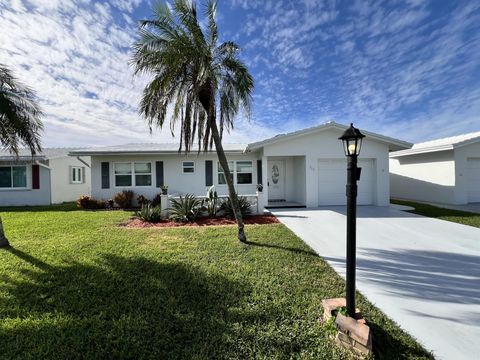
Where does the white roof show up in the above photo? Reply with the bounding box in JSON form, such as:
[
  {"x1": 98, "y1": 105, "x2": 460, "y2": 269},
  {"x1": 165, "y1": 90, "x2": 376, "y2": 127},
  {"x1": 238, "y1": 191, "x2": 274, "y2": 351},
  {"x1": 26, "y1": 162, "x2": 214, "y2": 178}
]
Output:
[
  {"x1": 70, "y1": 143, "x2": 247, "y2": 156},
  {"x1": 246, "y1": 121, "x2": 412, "y2": 152},
  {"x1": 0, "y1": 148, "x2": 81, "y2": 161},
  {"x1": 390, "y1": 131, "x2": 480, "y2": 158}
]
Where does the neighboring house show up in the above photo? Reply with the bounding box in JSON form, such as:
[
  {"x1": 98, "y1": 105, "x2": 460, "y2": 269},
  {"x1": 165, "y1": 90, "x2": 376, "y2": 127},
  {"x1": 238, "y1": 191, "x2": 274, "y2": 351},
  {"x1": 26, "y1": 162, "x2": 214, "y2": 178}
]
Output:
[
  {"x1": 0, "y1": 149, "x2": 91, "y2": 206},
  {"x1": 70, "y1": 122, "x2": 410, "y2": 209},
  {"x1": 390, "y1": 131, "x2": 480, "y2": 205}
]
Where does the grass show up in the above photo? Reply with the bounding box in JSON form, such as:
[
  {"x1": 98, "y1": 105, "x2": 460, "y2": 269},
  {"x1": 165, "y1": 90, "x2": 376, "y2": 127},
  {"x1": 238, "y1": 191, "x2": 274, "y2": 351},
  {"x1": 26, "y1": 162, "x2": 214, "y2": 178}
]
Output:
[
  {"x1": 0, "y1": 203, "x2": 432, "y2": 359},
  {"x1": 391, "y1": 199, "x2": 480, "y2": 228}
]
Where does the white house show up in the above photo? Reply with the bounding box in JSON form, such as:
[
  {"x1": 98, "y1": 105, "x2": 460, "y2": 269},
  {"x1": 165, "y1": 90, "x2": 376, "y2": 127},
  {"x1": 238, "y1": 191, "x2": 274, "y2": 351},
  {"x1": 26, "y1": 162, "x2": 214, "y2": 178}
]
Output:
[
  {"x1": 70, "y1": 122, "x2": 410, "y2": 210},
  {"x1": 390, "y1": 131, "x2": 480, "y2": 205},
  {"x1": 0, "y1": 148, "x2": 91, "y2": 206}
]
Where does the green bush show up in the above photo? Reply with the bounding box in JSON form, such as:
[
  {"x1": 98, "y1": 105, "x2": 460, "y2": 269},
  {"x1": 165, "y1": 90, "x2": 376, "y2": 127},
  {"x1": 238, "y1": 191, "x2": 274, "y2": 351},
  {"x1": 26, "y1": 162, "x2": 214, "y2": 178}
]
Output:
[
  {"x1": 169, "y1": 194, "x2": 203, "y2": 223},
  {"x1": 114, "y1": 190, "x2": 134, "y2": 209},
  {"x1": 220, "y1": 196, "x2": 251, "y2": 219},
  {"x1": 77, "y1": 195, "x2": 106, "y2": 210},
  {"x1": 135, "y1": 204, "x2": 163, "y2": 223}
]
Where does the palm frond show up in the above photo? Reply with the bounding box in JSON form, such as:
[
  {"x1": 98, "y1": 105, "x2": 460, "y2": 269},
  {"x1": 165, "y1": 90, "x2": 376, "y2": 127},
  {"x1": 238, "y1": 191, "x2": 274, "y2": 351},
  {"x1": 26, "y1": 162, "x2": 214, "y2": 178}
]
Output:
[
  {"x1": 131, "y1": 0, "x2": 253, "y2": 153},
  {"x1": 0, "y1": 64, "x2": 43, "y2": 156}
]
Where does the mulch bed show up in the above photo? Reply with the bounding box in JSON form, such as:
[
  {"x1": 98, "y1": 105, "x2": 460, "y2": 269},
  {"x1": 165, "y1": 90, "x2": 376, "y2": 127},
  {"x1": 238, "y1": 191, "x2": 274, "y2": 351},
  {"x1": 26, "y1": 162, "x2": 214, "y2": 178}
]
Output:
[{"x1": 124, "y1": 215, "x2": 280, "y2": 228}]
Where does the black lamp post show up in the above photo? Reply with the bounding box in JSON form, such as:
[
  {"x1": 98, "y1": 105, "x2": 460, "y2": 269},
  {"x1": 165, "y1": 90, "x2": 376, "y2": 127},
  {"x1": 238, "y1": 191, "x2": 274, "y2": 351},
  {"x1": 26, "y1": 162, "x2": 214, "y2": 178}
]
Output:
[{"x1": 339, "y1": 123, "x2": 365, "y2": 317}]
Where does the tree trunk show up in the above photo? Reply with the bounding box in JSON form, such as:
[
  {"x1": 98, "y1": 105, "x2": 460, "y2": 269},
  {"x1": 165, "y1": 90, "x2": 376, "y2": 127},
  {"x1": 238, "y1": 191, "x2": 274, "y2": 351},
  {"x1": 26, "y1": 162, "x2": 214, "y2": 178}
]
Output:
[
  {"x1": 0, "y1": 216, "x2": 10, "y2": 248},
  {"x1": 207, "y1": 100, "x2": 247, "y2": 243}
]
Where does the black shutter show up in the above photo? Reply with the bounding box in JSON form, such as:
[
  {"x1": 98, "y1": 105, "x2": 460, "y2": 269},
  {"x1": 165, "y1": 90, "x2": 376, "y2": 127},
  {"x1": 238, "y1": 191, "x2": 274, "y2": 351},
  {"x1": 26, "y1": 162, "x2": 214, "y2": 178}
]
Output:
[
  {"x1": 257, "y1": 160, "x2": 262, "y2": 184},
  {"x1": 205, "y1": 160, "x2": 213, "y2": 186},
  {"x1": 156, "y1": 161, "x2": 164, "y2": 187},
  {"x1": 101, "y1": 162, "x2": 110, "y2": 189}
]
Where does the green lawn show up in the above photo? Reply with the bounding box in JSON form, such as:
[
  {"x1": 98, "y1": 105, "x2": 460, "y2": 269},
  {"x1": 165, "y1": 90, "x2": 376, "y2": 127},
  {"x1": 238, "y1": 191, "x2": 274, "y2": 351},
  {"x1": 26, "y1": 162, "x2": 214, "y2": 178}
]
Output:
[
  {"x1": 391, "y1": 199, "x2": 480, "y2": 228},
  {"x1": 0, "y1": 204, "x2": 431, "y2": 359}
]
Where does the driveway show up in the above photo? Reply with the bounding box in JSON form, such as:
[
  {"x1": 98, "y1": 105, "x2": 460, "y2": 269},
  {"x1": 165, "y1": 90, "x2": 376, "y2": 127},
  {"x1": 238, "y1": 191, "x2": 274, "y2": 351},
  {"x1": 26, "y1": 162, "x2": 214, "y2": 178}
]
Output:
[{"x1": 270, "y1": 206, "x2": 480, "y2": 360}]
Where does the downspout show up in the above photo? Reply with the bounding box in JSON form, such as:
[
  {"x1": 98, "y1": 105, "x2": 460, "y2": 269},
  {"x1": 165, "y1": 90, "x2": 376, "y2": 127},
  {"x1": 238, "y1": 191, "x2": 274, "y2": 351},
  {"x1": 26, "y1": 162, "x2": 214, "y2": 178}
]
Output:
[{"x1": 76, "y1": 156, "x2": 91, "y2": 168}]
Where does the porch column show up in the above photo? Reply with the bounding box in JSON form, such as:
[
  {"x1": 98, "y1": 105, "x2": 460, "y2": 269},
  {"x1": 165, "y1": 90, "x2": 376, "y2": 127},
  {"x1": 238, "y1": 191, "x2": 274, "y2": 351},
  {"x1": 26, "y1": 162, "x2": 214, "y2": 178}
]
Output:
[
  {"x1": 262, "y1": 155, "x2": 268, "y2": 206},
  {"x1": 305, "y1": 156, "x2": 317, "y2": 208}
]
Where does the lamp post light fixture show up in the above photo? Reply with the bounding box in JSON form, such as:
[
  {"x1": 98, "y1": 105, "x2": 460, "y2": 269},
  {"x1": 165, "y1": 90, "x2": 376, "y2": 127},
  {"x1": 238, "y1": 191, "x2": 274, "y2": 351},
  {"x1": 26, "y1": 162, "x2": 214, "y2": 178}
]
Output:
[{"x1": 339, "y1": 123, "x2": 365, "y2": 317}]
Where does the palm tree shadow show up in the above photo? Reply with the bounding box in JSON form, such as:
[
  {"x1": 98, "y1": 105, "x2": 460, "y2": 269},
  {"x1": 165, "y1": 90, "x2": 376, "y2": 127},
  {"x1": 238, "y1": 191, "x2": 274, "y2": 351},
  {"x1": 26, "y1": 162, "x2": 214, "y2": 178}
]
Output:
[
  {"x1": 0, "y1": 253, "x2": 287, "y2": 358},
  {"x1": 4, "y1": 247, "x2": 52, "y2": 271},
  {"x1": 246, "y1": 240, "x2": 318, "y2": 257}
]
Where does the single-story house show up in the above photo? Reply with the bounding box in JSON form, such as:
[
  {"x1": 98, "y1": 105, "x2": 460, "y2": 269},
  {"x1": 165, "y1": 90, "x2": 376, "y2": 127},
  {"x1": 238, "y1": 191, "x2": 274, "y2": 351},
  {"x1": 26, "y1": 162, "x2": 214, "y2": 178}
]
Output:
[
  {"x1": 70, "y1": 122, "x2": 410, "y2": 210},
  {"x1": 390, "y1": 131, "x2": 480, "y2": 205},
  {"x1": 0, "y1": 148, "x2": 91, "y2": 206}
]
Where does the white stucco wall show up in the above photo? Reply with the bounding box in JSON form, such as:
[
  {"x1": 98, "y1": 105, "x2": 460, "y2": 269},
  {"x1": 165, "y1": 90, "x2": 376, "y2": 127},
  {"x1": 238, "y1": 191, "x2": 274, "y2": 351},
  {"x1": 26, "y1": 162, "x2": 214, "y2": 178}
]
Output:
[
  {"x1": 90, "y1": 153, "x2": 260, "y2": 201},
  {"x1": 49, "y1": 156, "x2": 91, "y2": 204},
  {"x1": 389, "y1": 150, "x2": 457, "y2": 204},
  {"x1": 454, "y1": 142, "x2": 480, "y2": 204},
  {"x1": 0, "y1": 163, "x2": 51, "y2": 206},
  {"x1": 260, "y1": 128, "x2": 391, "y2": 207}
]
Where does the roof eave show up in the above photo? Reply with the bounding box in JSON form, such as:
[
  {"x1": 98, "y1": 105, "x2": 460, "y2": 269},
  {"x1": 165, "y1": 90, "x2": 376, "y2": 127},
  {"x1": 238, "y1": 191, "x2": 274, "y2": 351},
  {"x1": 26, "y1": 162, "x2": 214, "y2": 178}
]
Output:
[
  {"x1": 69, "y1": 150, "x2": 245, "y2": 156},
  {"x1": 389, "y1": 144, "x2": 454, "y2": 158},
  {"x1": 246, "y1": 122, "x2": 412, "y2": 152}
]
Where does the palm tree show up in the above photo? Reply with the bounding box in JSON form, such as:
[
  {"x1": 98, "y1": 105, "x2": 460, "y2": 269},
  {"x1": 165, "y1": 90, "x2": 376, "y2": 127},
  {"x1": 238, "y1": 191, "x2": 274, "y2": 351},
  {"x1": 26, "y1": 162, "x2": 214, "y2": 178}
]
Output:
[
  {"x1": 0, "y1": 64, "x2": 43, "y2": 247},
  {"x1": 132, "y1": 0, "x2": 254, "y2": 243}
]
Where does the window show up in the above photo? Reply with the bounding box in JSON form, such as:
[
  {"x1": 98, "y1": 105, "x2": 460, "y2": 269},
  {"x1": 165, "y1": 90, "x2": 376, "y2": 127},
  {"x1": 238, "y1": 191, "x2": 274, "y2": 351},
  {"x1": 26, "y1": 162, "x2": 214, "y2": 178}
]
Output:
[
  {"x1": 114, "y1": 162, "x2": 132, "y2": 187},
  {"x1": 236, "y1": 161, "x2": 253, "y2": 184},
  {"x1": 217, "y1": 161, "x2": 234, "y2": 184},
  {"x1": 134, "y1": 162, "x2": 152, "y2": 186},
  {"x1": 182, "y1": 161, "x2": 195, "y2": 174},
  {"x1": 0, "y1": 166, "x2": 27, "y2": 188},
  {"x1": 114, "y1": 162, "x2": 152, "y2": 187},
  {"x1": 71, "y1": 167, "x2": 83, "y2": 183}
]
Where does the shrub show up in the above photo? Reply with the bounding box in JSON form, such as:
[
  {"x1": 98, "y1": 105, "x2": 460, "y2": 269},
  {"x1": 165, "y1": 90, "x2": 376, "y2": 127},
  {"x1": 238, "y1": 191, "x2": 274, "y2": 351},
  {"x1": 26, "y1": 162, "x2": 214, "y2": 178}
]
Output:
[
  {"x1": 220, "y1": 196, "x2": 251, "y2": 219},
  {"x1": 114, "y1": 190, "x2": 134, "y2": 209},
  {"x1": 137, "y1": 195, "x2": 151, "y2": 207},
  {"x1": 169, "y1": 194, "x2": 203, "y2": 223},
  {"x1": 136, "y1": 204, "x2": 163, "y2": 223},
  {"x1": 204, "y1": 185, "x2": 218, "y2": 218},
  {"x1": 77, "y1": 195, "x2": 106, "y2": 210},
  {"x1": 151, "y1": 193, "x2": 162, "y2": 207}
]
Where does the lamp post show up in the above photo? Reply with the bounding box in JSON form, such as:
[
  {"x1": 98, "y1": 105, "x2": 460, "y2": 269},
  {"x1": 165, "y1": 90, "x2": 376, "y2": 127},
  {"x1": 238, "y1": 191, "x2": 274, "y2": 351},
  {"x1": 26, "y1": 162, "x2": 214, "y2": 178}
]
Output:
[{"x1": 339, "y1": 123, "x2": 365, "y2": 317}]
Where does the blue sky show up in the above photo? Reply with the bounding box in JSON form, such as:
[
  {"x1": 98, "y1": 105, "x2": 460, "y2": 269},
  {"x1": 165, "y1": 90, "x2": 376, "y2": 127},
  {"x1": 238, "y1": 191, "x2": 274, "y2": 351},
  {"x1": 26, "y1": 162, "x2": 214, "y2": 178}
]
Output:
[{"x1": 0, "y1": 0, "x2": 479, "y2": 147}]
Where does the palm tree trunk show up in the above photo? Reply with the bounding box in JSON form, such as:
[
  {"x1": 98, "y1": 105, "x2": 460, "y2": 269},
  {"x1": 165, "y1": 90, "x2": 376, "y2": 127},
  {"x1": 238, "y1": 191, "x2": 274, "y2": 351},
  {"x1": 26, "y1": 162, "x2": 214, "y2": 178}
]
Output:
[
  {"x1": 0, "y1": 216, "x2": 10, "y2": 248},
  {"x1": 208, "y1": 111, "x2": 247, "y2": 243}
]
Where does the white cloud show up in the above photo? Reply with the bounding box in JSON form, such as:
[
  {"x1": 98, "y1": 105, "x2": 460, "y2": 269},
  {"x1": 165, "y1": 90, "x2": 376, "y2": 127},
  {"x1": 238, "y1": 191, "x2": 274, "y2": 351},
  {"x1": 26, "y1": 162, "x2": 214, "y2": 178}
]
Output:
[{"x1": 0, "y1": 0, "x2": 277, "y2": 148}]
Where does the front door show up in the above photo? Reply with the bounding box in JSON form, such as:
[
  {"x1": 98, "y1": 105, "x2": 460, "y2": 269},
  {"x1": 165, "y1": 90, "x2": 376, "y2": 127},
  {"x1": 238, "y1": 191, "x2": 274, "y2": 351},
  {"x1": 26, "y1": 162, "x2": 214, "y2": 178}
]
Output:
[{"x1": 268, "y1": 160, "x2": 285, "y2": 201}]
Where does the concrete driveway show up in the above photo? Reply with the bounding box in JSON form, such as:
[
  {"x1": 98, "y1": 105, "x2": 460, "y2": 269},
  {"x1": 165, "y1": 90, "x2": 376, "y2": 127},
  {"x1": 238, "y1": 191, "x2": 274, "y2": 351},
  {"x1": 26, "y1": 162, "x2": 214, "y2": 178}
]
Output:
[{"x1": 270, "y1": 206, "x2": 480, "y2": 360}]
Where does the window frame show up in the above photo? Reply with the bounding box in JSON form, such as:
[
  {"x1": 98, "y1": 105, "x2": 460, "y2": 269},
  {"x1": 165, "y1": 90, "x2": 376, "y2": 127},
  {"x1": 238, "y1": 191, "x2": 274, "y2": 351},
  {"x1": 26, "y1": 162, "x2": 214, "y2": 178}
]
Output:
[
  {"x1": 236, "y1": 160, "x2": 253, "y2": 185},
  {"x1": 182, "y1": 161, "x2": 195, "y2": 174},
  {"x1": 0, "y1": 165, "x2": 28, "y2": 190},
  {"x1": 134, "y1": 162, "x2": 153, "y2": 187},
  {"x1": 113, "y1": 161, "x2": 153, "y2": 188},
  {"x1": 216, "y1": 160, "x2": 253, "y2": 186},
  {"x1": 71, "y1": 166, "x2": 83, "y2": 184}
]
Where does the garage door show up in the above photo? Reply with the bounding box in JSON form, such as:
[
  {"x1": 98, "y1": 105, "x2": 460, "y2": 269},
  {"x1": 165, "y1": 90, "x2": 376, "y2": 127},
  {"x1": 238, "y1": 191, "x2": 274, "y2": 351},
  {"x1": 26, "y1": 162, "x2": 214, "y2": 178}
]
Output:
[
  {"x1": 467, "y1": 158, "x2": 480, "y2": 203},
  {"x1": 318, "y1": 159, "x2": 375, "y2": 205}
]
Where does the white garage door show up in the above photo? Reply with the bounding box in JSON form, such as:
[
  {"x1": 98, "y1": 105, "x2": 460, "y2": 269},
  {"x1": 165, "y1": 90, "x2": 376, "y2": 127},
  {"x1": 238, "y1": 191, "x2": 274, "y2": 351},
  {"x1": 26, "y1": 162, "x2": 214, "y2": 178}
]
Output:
[
  {"x1": 318, "y1": 159, "x2": 375, "y2": 206},
  {"x1": 467, "y1": 158, "x2": 480, "y2": 203}
]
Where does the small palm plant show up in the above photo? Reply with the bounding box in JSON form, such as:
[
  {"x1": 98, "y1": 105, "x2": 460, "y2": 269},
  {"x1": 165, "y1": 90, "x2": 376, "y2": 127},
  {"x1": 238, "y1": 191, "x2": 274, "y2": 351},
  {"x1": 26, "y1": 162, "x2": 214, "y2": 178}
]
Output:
[
  {"x1": 169, "y1": 194, "x2": 203, "y2": 223},
  {"x1": 0, "y1": 65, "x2": 43, "y2": 247},
  {"x1": 132, "y1": 0, "x2": 254, "y2": 242},
  {"x1": 220, "y1": 196, "x2": 251, "y2": 220},
  {"x1": 136, "y1": 204, "x2": 163, "y2": 223},
  {"x1": 204, "y1": 185, "x2": 218, "y2": 218}
]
